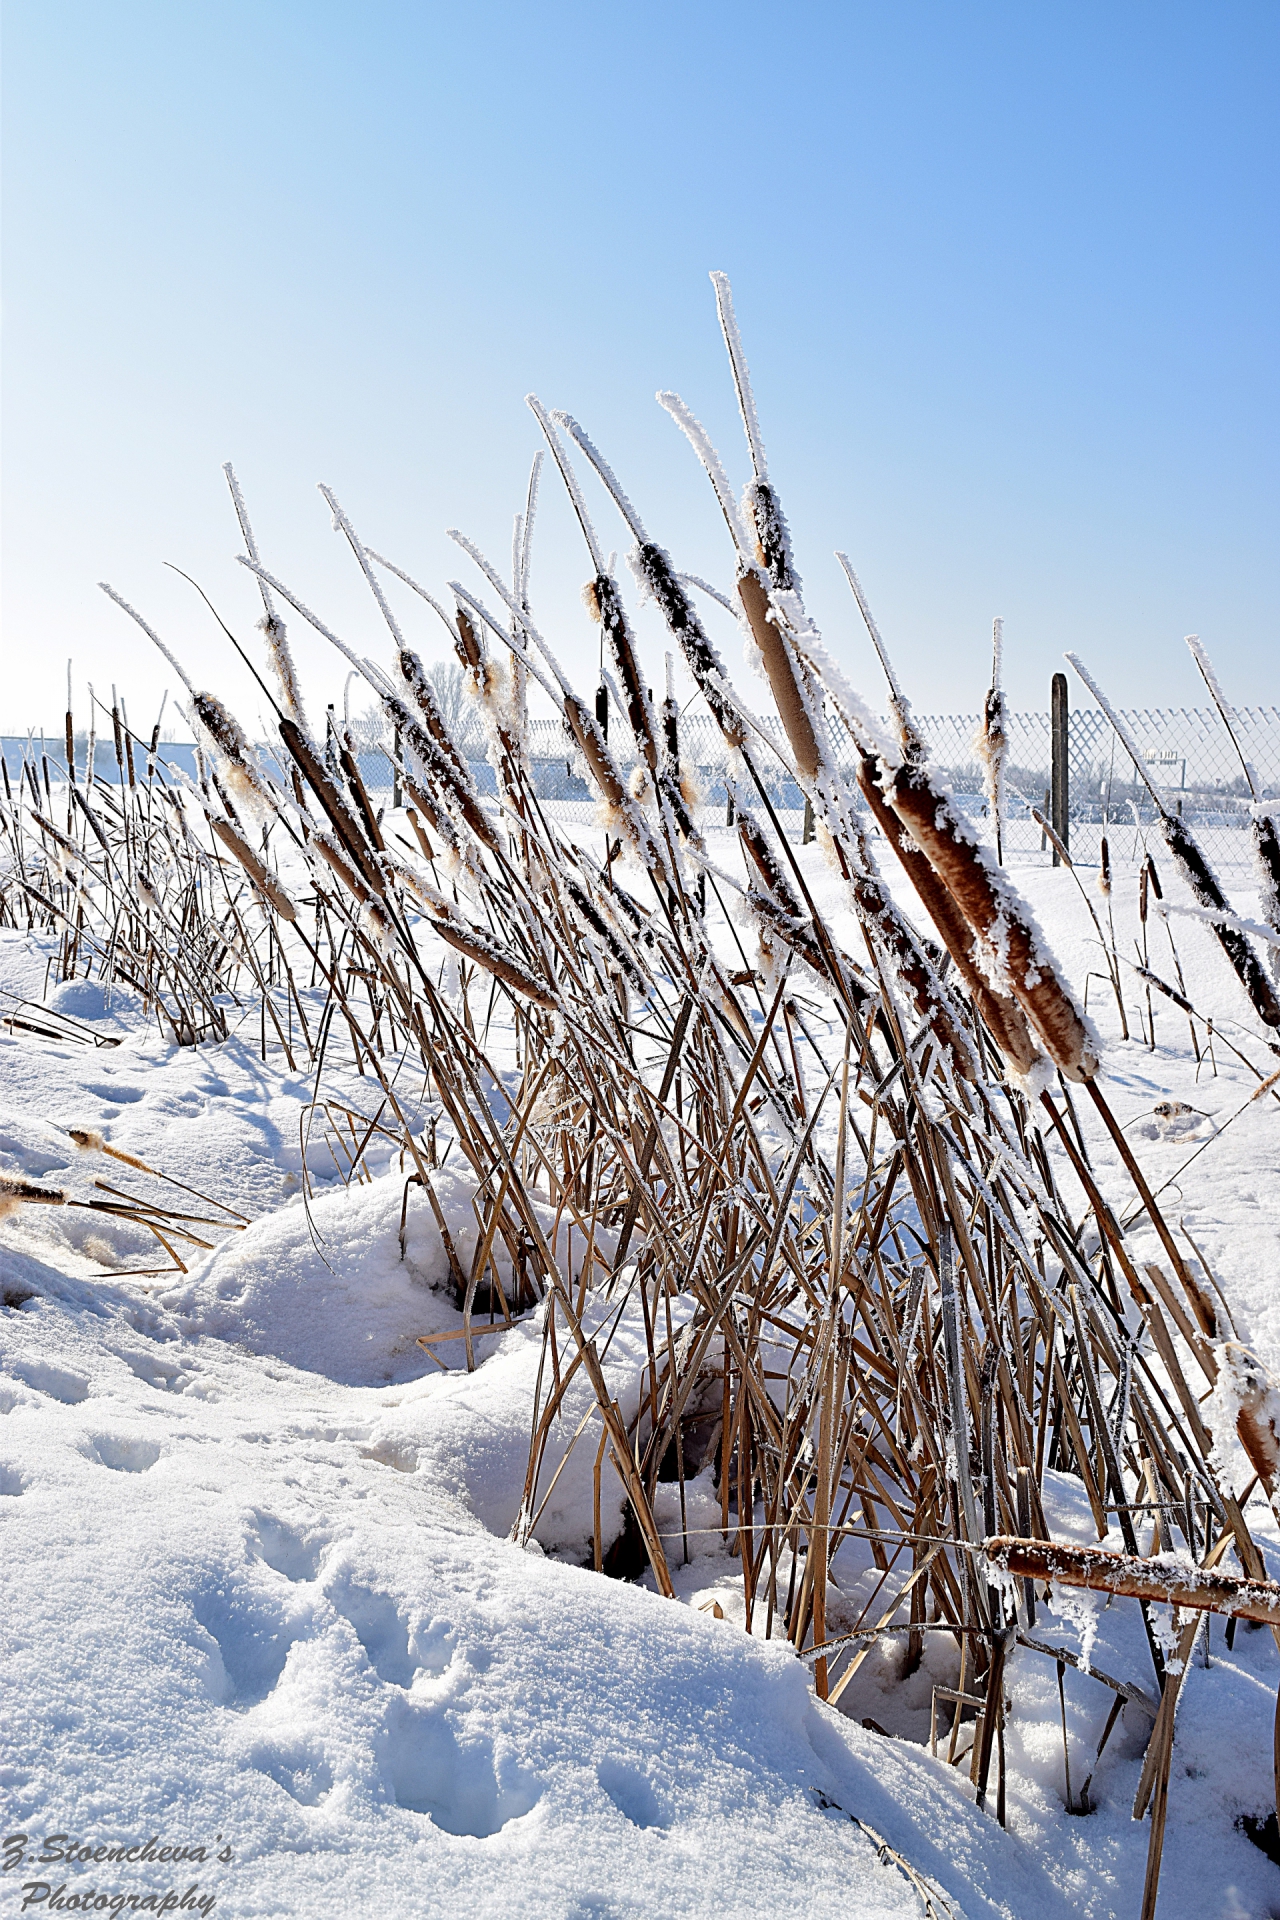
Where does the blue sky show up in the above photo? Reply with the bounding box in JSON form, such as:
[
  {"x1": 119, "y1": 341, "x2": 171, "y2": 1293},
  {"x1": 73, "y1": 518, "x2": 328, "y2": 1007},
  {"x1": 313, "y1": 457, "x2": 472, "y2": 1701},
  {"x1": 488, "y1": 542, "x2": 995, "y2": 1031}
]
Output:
[{"x1": 3, "y1": 1, "x2": 1276, "y2": 737}]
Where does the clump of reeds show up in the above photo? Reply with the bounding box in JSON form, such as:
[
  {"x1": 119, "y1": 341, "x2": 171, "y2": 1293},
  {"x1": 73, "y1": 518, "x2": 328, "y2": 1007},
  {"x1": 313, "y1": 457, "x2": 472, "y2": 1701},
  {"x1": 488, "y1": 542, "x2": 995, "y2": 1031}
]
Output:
[{"x1": 9, "y1": 270, "x2": 1280, "y2": 1918}]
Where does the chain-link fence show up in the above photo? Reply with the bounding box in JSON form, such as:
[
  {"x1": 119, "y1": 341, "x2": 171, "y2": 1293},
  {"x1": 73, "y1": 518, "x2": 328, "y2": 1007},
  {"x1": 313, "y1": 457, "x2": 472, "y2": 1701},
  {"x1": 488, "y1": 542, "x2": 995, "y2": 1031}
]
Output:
[
  {"x1": 913, "y1": 705, "x2": 1279, "y2": 870},
  {"x1": 336, "y1": 703, "x2": 1277, "y2": 868},
  {"x1": 9, "y1": 700, "x2": 1274, "y2": 872}
]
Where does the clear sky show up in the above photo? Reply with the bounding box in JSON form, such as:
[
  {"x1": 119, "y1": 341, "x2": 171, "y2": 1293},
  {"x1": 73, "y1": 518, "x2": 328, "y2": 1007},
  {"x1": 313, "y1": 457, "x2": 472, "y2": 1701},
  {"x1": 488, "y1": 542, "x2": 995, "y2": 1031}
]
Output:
[{"x1": 3, "y1": 1, "x2": 1277, "y2": 741}]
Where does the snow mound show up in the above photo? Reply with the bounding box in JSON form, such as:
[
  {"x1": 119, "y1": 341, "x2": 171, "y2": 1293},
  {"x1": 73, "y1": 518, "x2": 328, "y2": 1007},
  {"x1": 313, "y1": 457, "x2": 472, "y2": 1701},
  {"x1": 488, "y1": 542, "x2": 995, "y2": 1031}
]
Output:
[
  {"x1": 47, "y1": 976, "x2": 131, "y2": 1025},
  {"x1": 160, "y1": 1164, "x2": 648, "y2": 1558},
  {"x1": 162, "y1": 1166, "x2": 475, "y2": 1387}
]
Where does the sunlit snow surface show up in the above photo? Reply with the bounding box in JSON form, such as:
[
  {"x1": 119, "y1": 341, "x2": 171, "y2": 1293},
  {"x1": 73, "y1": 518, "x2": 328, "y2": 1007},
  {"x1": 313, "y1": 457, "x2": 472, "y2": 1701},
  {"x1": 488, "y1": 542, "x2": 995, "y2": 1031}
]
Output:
[{"x1": 3, "y1": 832, "x2": 1280, "y2": 1919}]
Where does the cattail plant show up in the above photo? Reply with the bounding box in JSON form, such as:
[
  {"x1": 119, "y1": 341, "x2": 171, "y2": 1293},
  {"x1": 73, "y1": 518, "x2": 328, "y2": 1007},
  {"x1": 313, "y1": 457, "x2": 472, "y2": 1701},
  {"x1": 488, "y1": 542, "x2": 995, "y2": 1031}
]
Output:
[
  {"x1": 6, "y1": 269, "x2": 1275, "y2": 1920},
  {"x1": 976, "y1": 618, "x2": 1008, "y2": 864},
  {"x1": 1069, "y1": 649, "x2": 1280, "y2": 1030}
]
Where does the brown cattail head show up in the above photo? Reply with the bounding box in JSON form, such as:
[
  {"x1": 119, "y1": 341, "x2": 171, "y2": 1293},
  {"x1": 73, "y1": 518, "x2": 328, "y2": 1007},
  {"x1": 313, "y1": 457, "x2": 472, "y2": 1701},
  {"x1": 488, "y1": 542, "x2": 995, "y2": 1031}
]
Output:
[
  {"x1": 886, "y1": 763, "x2": 1097, "y2": 1080},
  {"x1": 1218, "y1": 1342, "x2": 1280, "y2": 1492},
  {"x1": 744, "y1": 481, "x2": 797, "y2": 593},
  {"x1": 736, "y1": 569, "x2": 821, "y2": 785},
  {"x1": 194, "y1": 693, "x2": 275, "y2": 824},
  {"x1": 397, "y1": 648, "x2": 469, "y2": 783},
  {"x1": 453, "y1": 605, "x2": 485, "y2": 674},
  {"x1": 394, "y1": 860, "x2": 558, "y2": 1009},
  {"x1": 208, "y1": 816, "x2": 297, "y2": 921},
  {"x1": 68, "y1": 1129, "x2": 153, "y2": 1175},
  {"x1": 629, "y1": 542, "x2": 747, "y2": 753},
  {"x1": 0, "y1": 1174, "x2": 67, "y2": 1212},
  {"x1": 856, "y1": 759, "x2": 1042, "y2": 1076}
]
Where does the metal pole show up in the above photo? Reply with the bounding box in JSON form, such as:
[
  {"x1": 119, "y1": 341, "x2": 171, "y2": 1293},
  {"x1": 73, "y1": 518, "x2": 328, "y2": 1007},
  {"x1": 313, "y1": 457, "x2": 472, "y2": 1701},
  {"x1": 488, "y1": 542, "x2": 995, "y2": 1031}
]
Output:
[
  {"x1": 1050, "y1": 673, "x2": 1069, "y2": 865},
  {"x1": 663, "y1": 699, "x2": 679, "y2": 768}
]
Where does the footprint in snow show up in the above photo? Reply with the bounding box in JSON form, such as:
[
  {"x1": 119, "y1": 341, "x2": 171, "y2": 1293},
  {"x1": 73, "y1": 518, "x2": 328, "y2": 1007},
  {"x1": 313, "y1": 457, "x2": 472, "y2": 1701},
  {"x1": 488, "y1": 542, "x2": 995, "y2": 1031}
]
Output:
[
  {"x1": 246, "y1": 1512, "x2": 325, "y2": 1584},
  {"x1": 326, "y1": 1574, "x2": 419, "y2": 1687},
  {"x1": 596, "y1": 1759, "x2": 670, "y2": 1830},
  {"x1": 85, "y1": 1433, "x2": 162, "y2": 1473},
  {"x1": 190, "y1": 1584, "x2": 297, "y2": 1709},
  {"x1": 379, "y1": 1694, "x2": 541, "y2": 1835},
  {"x1": 112, "y1": 1346, "x2": 196, "y2": 1393},
  {"x1": 250, "y1": 1740, "x2": 334, "y2": 1807},
  {"x1": 12, "y1": 1358, "x2": 90, "y2": 1404}
]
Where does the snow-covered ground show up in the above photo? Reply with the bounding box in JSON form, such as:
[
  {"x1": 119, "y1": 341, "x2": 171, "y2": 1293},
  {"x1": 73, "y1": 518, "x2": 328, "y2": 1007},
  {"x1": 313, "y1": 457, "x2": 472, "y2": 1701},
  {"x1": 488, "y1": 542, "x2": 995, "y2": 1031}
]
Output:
[{"x1": 4, "y1": 825, "x2": 1280, "y2": 1919}]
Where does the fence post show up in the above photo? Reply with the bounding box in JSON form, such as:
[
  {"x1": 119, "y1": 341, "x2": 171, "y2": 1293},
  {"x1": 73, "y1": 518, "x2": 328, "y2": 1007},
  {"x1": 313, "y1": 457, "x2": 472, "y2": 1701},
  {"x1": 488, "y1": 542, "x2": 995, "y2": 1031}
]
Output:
[
  {"x1": 802, "y1": 795, "x2": 814, "y2": 844},
  {"x1": 663, "y1": 702, "x2": 679, "y2": 768},
  {"x1": 1051, "y1": 673, "x2": 1069, "y2": 866}
]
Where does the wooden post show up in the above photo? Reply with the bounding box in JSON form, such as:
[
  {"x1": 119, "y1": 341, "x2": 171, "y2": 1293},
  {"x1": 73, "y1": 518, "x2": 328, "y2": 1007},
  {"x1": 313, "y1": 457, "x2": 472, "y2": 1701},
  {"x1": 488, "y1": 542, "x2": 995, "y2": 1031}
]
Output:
[
  {"x1": 802, "y1": 795, "x2": 814, "y2": 844},
  {"x1": 1050, "y1": 673, "x2": 1069, "y2": 865}
]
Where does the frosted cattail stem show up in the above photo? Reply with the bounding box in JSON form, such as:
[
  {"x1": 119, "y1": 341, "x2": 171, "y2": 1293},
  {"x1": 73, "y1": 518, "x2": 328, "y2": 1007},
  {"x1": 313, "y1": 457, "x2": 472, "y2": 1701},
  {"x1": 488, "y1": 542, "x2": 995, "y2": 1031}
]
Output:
[
  {"x1": 985, "y1": 1536, "x2": 1280, "y2": 1627},
  {"x1": 977, "y1": 617, "x2": 1008, "y2": 865}
]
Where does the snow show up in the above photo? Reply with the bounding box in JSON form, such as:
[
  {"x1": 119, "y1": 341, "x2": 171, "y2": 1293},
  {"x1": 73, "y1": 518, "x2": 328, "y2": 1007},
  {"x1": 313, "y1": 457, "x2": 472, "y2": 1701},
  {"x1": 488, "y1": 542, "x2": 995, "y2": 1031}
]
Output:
[{"x1": 5, "y1": 824, "x2": 1280, "y2": 1917}]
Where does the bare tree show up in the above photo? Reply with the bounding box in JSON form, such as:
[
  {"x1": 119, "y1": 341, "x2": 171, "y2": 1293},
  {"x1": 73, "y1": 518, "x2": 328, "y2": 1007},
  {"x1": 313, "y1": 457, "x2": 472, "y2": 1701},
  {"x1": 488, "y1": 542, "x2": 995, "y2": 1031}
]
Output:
[
  {"x1": 423, "y1": 660, "x2": 484, "y2": 755},
  {"x1": 351, "y1": 661, "x2": 484, "y2": 760}
]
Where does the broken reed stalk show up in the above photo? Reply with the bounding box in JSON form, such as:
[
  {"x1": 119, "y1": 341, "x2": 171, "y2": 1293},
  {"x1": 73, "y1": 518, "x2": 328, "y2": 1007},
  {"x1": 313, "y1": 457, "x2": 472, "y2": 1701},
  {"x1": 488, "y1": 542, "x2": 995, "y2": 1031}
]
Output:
[{"x1": 986, "y1": 1537, "x2": 1280, "y2": 1626}]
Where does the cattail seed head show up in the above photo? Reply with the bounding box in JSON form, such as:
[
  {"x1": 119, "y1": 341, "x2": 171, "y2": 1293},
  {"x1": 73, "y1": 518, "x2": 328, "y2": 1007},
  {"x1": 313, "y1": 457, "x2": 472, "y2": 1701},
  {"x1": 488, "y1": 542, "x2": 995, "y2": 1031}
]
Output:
[
  {"x1": 0, "y1": 1174, "x2": 67, "y2": 1212},
  {"x1": 193, "y1": 693, "x2": 275, "y2": 826}
]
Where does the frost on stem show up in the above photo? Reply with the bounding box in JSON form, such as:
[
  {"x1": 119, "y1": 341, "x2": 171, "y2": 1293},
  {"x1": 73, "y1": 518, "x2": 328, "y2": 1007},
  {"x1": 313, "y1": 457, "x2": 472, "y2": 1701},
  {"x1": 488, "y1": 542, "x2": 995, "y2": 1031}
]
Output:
[
  {"x1": 98, "y1": 585, "x2": 194, "y2": 696},
  {"x1": 1186, "y1": 636, "x2": 1280, "y2": 973},
  {"x1": 710, "y1": 271, "x2": 768, "y2": 478},
  {"x1": 223, "y1": 464, "x2": 308, "y2": 732},
  {"x1": 975, "y1": 618, "x2": 1008, "y2": 863}
]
